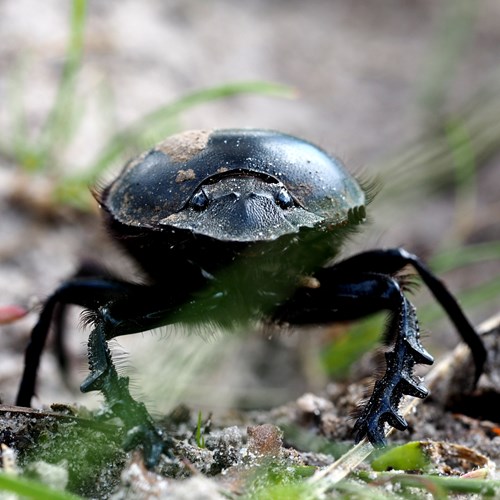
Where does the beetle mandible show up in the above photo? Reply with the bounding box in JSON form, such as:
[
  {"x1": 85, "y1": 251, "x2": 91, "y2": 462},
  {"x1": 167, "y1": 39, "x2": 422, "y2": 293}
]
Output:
[{"x1": 17, "y1": 129, "x2": 486, "y2": 467}]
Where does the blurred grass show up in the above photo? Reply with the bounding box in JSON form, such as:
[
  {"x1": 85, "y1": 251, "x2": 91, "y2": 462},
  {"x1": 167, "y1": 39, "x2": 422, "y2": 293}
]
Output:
[
  {"x1": 378, "y1": 86, "x2": 500, "y2": 210},
  {"x1": 37, "y1": 0, "x2": 87, "y2": 168},
  {"x1": 320, "y1": 315, "x2": 385, "y2": 379},
  {"x1": 430, "y1": 241, "x2": 500, "y2": 273},
  {"x1": 0, "y1": 472, "x2": 82, "y2": 500},
  {"x1": 418, "y1": 0, "x2": 477, "y2": 117},
  {"x1": 7, "y1": 0, "x2": 87, "y2": 173}
]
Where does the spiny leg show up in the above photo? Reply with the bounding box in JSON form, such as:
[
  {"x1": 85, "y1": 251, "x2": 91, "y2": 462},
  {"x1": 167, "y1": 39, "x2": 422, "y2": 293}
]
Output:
[
  {"x1": 352, "y1": 296, "x2": 432, "y2": 445},
  {"x1": 272, "y1": 271, "x2": 433, "y2": 445},
  {"x1": 53, "y1": 261, "x2": 116, "y2": 377},
  {"x1": 18, "y1": 279, "x2": 182, "y2": 467},
  {"x1": 81, "y1": 314, "x2": 174, "y2": 467},
  {"x1": 273, "y1": 246, "x2": 486, "y2": 445}
]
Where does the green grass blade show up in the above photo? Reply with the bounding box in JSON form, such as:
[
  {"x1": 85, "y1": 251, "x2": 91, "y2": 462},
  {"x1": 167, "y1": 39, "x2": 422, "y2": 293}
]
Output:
[
  {"x1": 6, "y1": 61, "x2": 32, "y2": 168},
  {"x1": 359, "y1": 470, "x2": 500, "y2": 497},
  {"x1": 371, "y1": 442, "x2": 430, "y2": 472},
  {"x1": 0, "y1": 473, "x2": 82, "y2": 500},
  {"x1": 38, "y1": 0, "x2": 87, "y2": 167}
]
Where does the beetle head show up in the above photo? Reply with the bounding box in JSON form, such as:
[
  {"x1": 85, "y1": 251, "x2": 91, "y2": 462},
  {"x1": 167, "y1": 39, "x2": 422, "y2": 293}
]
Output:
[{"x1": 160, "y1": 171, "x2": 323, "y2": 242}]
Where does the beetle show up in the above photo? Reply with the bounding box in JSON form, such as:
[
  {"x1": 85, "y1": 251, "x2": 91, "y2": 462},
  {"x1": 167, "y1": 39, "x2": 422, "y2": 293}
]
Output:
[{"x1": 16, "y1": 129, "x2": 486, "y2": 467}]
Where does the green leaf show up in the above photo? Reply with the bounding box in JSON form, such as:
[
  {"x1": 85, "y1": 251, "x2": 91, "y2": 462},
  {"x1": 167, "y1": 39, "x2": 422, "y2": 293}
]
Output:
[{"x1": 371, "y1": 442, "x2": 430, "y2": 472}]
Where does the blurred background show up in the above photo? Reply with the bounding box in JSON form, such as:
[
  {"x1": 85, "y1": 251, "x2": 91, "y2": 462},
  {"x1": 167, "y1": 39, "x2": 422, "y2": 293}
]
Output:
[{"x1": 1, "y1": 0, "x2": 499, "y2": 417}]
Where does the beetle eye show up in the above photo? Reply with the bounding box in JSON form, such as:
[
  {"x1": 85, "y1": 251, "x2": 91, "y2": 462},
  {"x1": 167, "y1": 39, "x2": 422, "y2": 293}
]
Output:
[
  {"x1": 190, "y1": 189, "x2": 209, "y2": 210},
  {"x1": 276, "y1": 187, "x2": 294, "y2": 209}
]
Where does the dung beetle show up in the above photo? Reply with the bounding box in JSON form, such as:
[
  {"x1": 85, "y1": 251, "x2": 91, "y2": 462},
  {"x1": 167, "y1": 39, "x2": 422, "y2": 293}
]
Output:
[{"x1": 17, "y1": 129, "x2": 486, "y2": 467}]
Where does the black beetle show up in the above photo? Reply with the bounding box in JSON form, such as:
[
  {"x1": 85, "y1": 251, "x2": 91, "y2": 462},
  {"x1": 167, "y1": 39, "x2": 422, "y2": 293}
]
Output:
[{"x1": 17, "y1": 129, "x2": 486, "y2": 467}]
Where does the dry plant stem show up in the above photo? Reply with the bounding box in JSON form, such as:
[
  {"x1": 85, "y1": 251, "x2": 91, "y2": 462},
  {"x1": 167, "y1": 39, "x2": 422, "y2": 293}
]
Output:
[{"x1": 308, "y1": 312, "x2": 500, "y2": 489}]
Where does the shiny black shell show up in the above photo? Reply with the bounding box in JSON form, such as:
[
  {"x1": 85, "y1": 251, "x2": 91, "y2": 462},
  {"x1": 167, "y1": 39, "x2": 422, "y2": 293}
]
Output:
[{"x1": 102, "y1": 129, "x2": 366, "y2": 241}]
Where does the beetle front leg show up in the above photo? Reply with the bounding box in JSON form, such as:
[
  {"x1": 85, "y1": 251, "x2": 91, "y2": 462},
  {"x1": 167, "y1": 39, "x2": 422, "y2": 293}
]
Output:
[
  {"x1": 53, "y1": 261, "x2": 117, "y2": 377},
  {"x1": 16, "y1": 278, "x2": 133, "y2": 407},
  {"x1": 273, "y1": 272, "x2": 434, "y2": 445},
  {"x1": 81, "y1": 314, "x2": 174, "y2": 468},
  {"x1": 352, "y1": 295, "x2": 432, "y2": 445}
]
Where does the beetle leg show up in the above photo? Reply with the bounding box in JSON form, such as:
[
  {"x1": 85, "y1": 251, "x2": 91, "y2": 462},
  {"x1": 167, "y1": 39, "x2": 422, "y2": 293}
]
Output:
[
  {"x1": 17, "y1": 280, "x2": 178, "y2": 467},
  {"x1": 52, "y1": 261, "x2": 116, "y2": 377},
  {"x1": 352, "y1": 296, "x2": 430, "y2": 445},
  {"x1": 273, "y1": 271, "x2": 433, "y2": 445},
  {"x1": 81, "y1": 317, "x2": 173, "y2": 467},
  {"x1": 16, "y1": 278, "x2": 134, "y2": 407},
  {"x1": 328, "y1": 248, "x2": 486, "y2": 383}
]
